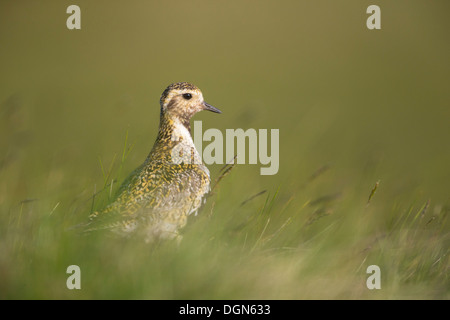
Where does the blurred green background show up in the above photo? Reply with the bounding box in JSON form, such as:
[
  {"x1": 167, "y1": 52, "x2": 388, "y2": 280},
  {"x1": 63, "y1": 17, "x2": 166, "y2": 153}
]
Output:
[{"x1": 0, "y1": 1, "x2": 448, "y2": 299}]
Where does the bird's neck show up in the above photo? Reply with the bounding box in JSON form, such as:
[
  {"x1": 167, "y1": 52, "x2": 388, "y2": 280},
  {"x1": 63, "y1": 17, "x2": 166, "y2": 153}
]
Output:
[
  {"x1": 148, "y1": 113, "x2": 200, "y2": 163},
  {"x1": 157, "y1": 112, "x2": 191, "y2": 141}
]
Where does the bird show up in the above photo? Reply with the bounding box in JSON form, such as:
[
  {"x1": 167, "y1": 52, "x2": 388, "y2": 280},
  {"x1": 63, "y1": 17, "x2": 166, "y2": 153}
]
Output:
[{"x1": 84, "y1": 82, "x2": 222, "y2": 243}]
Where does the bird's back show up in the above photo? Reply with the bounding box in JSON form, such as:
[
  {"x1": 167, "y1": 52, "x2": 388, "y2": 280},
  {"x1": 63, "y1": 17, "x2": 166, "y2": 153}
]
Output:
[{"x1": 86, "y1": 133, "x2": 211, "y2": 242}]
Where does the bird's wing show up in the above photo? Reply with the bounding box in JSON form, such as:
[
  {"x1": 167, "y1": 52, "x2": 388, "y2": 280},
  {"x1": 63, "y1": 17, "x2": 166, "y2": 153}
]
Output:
[{"x1": 84, "y1": 162, "x2": 210, "y2": 233}]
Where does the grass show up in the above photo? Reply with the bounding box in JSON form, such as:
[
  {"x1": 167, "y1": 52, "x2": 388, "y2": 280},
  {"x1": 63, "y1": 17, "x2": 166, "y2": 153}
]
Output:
[
  {"x1": 0, "y1": 136, "x2": 448, "y2": 299},
  {"x1": 0, "y1": 1, "x2": 449, "y2": 300}
]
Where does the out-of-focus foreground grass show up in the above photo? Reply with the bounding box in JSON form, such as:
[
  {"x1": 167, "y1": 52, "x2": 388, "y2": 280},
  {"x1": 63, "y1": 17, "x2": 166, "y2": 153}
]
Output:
[{"x1": 0, "y1": 1, "x2": 448, "y2": 299}]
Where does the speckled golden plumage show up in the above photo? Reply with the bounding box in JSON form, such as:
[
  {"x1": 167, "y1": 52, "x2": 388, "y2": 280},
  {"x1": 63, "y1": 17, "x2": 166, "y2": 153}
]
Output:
[{"x1": 86, "y1": 82, "x2": 221, "y2": 242}]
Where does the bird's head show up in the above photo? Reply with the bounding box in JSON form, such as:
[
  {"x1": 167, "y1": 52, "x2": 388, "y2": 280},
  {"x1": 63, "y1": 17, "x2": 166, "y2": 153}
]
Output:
[{"x1": 159, "y1": 82, "x2": 221, "y2": 122}]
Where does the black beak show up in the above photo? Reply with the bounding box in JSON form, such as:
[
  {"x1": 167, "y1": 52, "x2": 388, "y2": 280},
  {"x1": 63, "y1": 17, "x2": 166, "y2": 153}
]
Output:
[{"x1": 203, "y1": 102, "x2": 222, "y2": 114}]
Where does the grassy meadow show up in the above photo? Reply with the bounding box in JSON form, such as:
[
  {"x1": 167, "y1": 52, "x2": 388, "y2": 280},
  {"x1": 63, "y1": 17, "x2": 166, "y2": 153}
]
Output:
[{"x1": 0, "y1": 1, "x2": 449, "y2": 299}]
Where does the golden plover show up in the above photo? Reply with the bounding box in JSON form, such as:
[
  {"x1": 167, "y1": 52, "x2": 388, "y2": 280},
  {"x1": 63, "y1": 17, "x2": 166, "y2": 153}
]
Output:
[{"x1": 86, "y1": 82, "x2": 221, "y2": 242}]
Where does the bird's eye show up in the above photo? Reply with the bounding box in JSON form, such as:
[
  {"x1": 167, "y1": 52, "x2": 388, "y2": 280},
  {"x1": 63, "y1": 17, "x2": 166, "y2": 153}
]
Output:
[{"x1": 182, "y1": 93, "x2": 192, "y2": 100}]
